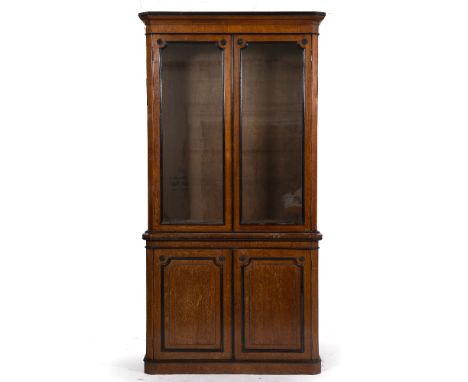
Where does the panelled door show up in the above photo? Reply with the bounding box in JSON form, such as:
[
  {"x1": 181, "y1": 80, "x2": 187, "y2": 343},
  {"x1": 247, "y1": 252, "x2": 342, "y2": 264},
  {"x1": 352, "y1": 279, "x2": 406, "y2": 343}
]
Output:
[
  {"x1": 148, "y1": 248, "x2": 317, "y2": 361},
  {"x1": 149, "y1": 249, "x2": 232, "y2": 359},
  {"x1": 148, "y1": 34, "x2": 232, "y2": 231},
  {"x1": 233, "y1": 249, "x2": 314, "y2": 360},
  {"x1": 233, "y1": 34, "x2": 315, "y2": 232}
]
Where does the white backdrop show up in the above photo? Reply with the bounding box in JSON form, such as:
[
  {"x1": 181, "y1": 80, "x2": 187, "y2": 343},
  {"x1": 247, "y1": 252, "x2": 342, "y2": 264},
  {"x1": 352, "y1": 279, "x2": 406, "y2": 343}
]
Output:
[{"x1": 1, "y1": 1, "x2": 468, "y2": 381}]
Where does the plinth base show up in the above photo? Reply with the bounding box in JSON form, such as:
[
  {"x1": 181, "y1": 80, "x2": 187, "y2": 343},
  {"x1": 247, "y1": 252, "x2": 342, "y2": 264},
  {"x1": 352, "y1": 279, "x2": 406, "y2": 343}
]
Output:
[{"x1": 144, "y1": 359, "x2": 321, "y2": 374}]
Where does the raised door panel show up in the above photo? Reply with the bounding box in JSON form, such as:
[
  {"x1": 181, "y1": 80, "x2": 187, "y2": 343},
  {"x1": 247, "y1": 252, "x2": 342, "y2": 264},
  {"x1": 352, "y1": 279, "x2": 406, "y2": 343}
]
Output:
[
  {"x1": 151, "y1": 249, "x2": 231, "y2": 359},
  {"x1": 148, "y1": 34, "x2": 232, "y2": 231},
  {"x1": 233, "y1": 35, "x2": 314, "y2": 231},
  {"x1": 234, "y1": 249, "x2": 312, "y2": 360}
]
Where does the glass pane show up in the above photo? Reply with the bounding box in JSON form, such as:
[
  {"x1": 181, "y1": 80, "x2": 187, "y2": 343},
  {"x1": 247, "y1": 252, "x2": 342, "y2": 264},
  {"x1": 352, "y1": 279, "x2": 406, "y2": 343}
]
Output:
[
  {"x1": 160, "y1": 42, "x2": 224, "y2": 224},
  {"x1": 241, "y1": 42, "x2": 304, "y2": 225}
]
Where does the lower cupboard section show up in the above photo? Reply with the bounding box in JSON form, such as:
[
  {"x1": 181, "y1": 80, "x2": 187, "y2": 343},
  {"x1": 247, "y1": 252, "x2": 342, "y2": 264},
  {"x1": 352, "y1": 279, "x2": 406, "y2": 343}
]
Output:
[{"x1": 146, "y1": 247, "x2": 319, "y2": 366}]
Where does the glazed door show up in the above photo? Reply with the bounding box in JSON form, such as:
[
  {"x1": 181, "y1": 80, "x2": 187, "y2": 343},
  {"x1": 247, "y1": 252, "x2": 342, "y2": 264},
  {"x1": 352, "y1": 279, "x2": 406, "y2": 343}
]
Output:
[
  {"x1": 233, "y1": 249, "x2": 314, "y2": 360},
  {"x1": 233, "y1": 35, "x2": 314, "y2": 231},
  {"x1": 149, "y1": 249, "x2": 232, "y2": 359},
  {"x1": 149, "y1": 35, "x2": 232, "y2": 231}
]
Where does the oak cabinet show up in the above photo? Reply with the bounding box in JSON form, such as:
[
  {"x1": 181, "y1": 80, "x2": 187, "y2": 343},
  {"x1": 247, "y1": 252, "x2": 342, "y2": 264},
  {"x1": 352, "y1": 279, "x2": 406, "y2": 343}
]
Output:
[{"x1": 140, "y1": 12, "x2": 325, "y2": 374}]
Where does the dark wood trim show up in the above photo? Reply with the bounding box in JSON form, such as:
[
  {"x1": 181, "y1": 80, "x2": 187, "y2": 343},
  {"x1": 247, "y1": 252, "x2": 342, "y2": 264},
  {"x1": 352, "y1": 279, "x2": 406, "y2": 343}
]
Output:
[{"x1": 143, "y1": 231, "x2": 322, "y2": 241}]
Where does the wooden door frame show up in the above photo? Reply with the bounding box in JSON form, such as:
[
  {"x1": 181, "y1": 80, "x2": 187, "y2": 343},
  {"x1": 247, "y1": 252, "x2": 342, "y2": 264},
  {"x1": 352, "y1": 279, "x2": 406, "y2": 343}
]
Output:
[
  {"x1": 147, "y1": 34, "x2": 233, "y2": 232},
  {"x1": 232, "y1": 34, "x2": 314, "y2": 232}
]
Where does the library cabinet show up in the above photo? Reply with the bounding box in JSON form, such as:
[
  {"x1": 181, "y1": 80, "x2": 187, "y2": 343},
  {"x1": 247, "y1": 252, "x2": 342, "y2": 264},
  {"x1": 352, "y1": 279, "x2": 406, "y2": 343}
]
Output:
[{"x1": 139, "y1": 12, "x2": 325, "y2": 374}]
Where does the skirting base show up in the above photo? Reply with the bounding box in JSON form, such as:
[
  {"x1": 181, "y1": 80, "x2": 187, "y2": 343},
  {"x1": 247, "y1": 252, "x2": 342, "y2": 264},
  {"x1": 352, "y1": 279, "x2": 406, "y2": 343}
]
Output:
[{"x1": 144, "y1": 359, "x2": 321, "y2": 374}]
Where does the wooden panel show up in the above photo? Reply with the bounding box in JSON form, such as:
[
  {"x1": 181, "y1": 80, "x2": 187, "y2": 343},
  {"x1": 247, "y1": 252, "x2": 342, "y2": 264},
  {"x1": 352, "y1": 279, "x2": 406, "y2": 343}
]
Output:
[
  {"x1": 234, "y1": 249, "x2": 312, "y2": 360},
  {"x1": 164, "y1": 260, "x2": 220, "y2": 348},
  {"x1": 233, "y1": 34, "x2": 313, "y2": 231},
  {"x1": 148, "y1": 34, "x2": 232, "y2": 232},
  {"x1": 244, "y1": 259, "x2": 302, "y2": 350},
  {"x1": 152, "y1": 249, "x2": 231, "y2": 359}
]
